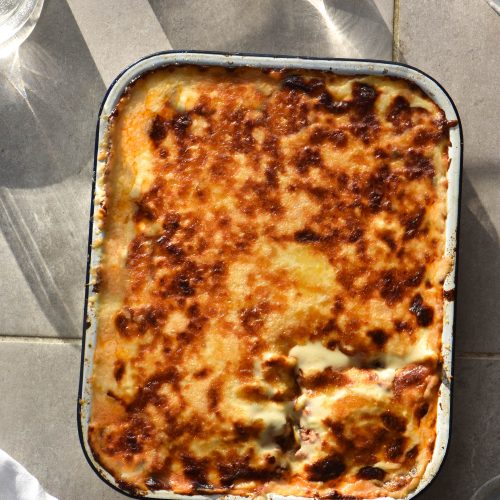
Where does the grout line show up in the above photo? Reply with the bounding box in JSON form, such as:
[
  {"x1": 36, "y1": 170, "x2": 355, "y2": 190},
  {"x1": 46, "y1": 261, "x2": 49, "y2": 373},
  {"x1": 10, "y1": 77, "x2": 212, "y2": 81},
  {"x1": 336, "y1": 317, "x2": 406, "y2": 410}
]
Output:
[
  {"x1": 456, "y1": 352, "x2": 500, "y2": 360},
  {"x1": 392, "y1": 0, "x2": 400, "y2": 61},
  {"x1": 0, "y1": 335, "x2": 81, "y2": 345},
  {"x1": 1, "y1": 334, "x2": 500, "y2": 359}
]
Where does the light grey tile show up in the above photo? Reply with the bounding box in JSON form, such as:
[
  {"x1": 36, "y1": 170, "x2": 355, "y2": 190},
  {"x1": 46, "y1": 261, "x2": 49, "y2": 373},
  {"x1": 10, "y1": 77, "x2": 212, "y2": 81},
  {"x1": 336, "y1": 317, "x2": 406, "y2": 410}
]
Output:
[
  {"x1": 398, "y1": 0, "x2": 500, "y2": 166},
  {"x1": 0, "y1": 231, "x2": 54, "y2": 336},
  {"x1": 150, "y1": 0, "x2": 393, "y2": 59},
  {"x1": 419, "y1": 357, "x2": 500, "y2": 500},
  {"x1": 0, "y1": 0, "x2": 105, "y2": 338},
  {"x1": 398, "y1": 0, "x2": 500, "y2": 353},
  {"x1": 0, "y1": 340, "x2": 123, "y2": 499},
  {"x1": 0, "y1": 344, "x2": 499, "y2": 499},
  {"x1": 456, "y1": 168, "x2": 500, "y2": 353}
]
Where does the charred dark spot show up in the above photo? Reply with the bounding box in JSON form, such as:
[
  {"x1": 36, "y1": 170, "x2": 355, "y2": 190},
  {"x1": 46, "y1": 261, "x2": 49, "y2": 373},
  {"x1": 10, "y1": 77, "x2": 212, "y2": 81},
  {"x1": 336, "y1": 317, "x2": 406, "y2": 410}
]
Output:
[
  {"x1": 379, "y1": 270, "x2": 404, "y2": 305},
  {"x1": 367, "y1": 329, "x2": 388, "y2": 348},
  {"x1": 444, "y1": 288, "x2": 456, "y2": 301},
  {"x1": 334, "y1": 297, "x2": 345, "y2": 312},
  {"x1": 115, "y1": 311, "x2": 129, "y2": 334},
  {"x1": 172, "y1": 113, "x2": 192, "y2": 136},
  {"x1": 265, "y1": 164, "x2": 279, "y2": 187},
  {"x1": 92, "y1": 269, "x2": 102, "y2": 293},
  {"x1": 282, "y1": 74, "x2": 313, "y2": 93},
  {"x1": 145, "y1": 476, "x2": 168, "y2": 490},
  {"x1": 393, "y1": 364, "x2": 430, "y2": 397},
  {"x1": 187, "y1": 313, "x2": 207, "y2": 333},
  {"x1": 275, "y1": 418, "x2": 299, "y2": 452},
  {"x1": 162, "y1": 212, "x2": 181, "y2": 236},
  {"x1": 406, "y1": 445, "x2": 419, "y2": 460},
  {"x1": 207, "y1": 382, "x2": 221, "y2": 410},
  {"x1": 386, "y1": 437, "x2": 406, "y2": 460},
  {"x1": 295, "y1": 228, "x2": 321, "y2": 243},
  {"x1": 211, "y1": 261, "x2": 226, "y2": 276},
  {"x1": 134, "y1": 199, "x2": 156, "y2": 221},
  {"x1": 169, "y1": 273, "x2": 195, "y2": 297},
  {"x1": 331, "y1": 130, "x2": 348, "y2": 147},
  {"x1": 381, "y1": 411, "x2": 407, "y2": 433},
  {"x1": 357, "y1": 466, "x2": 386, "y2": 481},
  {"x1": 296, "y1": 146, "x2": 321, "y2": 174},
  {"x1": 310, "y1": 127, "x2": 348, "y2": 147},
  {"x1": 409, "y1": 294, "x2": 434, "y2": 326},
  {"x1": 318, "y1": 91, "x2": 350, "y2": 114},
  {"x1": 368, "y1": 188, "x2": 384, "y2": 211},
  {"x1": 394, "y1": 320, "x2": 411, "y2": 332},
  {"x1": 218, "y1": 460, "x2": 281, "y2": 487},
  {"x1": 321, "y1": 319, "x2": 337, "y2": 334},
  {"x1": 349, "y1": 112, "x2": 380, "y2": 144},
  {"x1": 114, "y1": 360, "x2": 126, "y2": 382},
  {"x1": 149, "y1": 115, "x2": 168, "y2": 144},
  {"x1": 405, "y1": 150, "x2": 434, "y2": 180},
  {"x1": 187, "y1": 303, "x2": 200, "y2": 318},
  {"x1": 381, "y1": 232, "x2": 397, "y2": 250},
  {"x1": 348, "y1": 228, "x2": 363, "y2": 243},
  {"x1": 193, "y1": 367, "x2": 210, "y2": 379},
  {"x1": 233, "y1": 421, "x2": 264, "y2": 440},
  {"x1": 164, "y1": 243, "x2": 186, "y2": 263},
  {"x1": 301, "y1": 368, "x2": 349, "y2": 390},
  {"x1": 352, "y1": 82, "x2": 377, "y2": 109},
  {"x1": 326, "y1": 340, "x2": 338, "y2": 350},
  {"x1": 387, "y1": 96, "x2": 412, "y2": 131},
  {"x1": 240, "y1": 305, "x2": 267, "y2": 333},
  {"x1": 415, "y1": 402, "x2": 429, "y2": 421},
  {"x1": 405, "y1": 266, "x2": 425, "y2": 288},
  {"x1": 127, "y1": 368, "x2": 179, "y2": 412},
  {"x1": 181, "y1": 454, "x2": 210, "y2": 489},
  {"x1": 413, "y1": 129, "x2": 442, "y2": 146},
  {"x1": 116, "y1": 479, "x2": 140, "y2": 494},
  {"x1": 374, "y1": 148, "x2": 389, "y2": 159},
  {"x1": 403, "y1": 208, "x2": 425, "y2": 240},
  {"x1": 306, "y1": 454, "x2": 346, "y2": 482}
]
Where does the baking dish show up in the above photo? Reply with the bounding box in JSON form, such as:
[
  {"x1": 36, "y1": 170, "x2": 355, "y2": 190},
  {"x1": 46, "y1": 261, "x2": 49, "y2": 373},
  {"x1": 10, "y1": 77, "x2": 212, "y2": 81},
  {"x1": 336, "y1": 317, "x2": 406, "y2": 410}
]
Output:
[{"x1": 78, "y1": 51, "x2": 462, "y2": 499}]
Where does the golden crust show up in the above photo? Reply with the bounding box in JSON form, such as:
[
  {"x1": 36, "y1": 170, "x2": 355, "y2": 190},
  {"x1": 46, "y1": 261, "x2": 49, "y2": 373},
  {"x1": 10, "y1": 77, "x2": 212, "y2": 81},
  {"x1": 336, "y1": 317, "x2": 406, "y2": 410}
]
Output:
[{"x1": 89, "y1": 65, "x2": 451, "y2": 498}]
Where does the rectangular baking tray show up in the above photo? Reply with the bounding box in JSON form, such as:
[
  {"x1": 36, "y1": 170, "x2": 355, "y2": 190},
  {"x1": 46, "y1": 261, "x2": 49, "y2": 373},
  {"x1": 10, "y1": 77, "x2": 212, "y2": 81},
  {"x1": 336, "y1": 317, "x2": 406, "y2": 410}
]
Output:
[{"x1": 78, "y1": 51, "x2": 462, "y2": 500}]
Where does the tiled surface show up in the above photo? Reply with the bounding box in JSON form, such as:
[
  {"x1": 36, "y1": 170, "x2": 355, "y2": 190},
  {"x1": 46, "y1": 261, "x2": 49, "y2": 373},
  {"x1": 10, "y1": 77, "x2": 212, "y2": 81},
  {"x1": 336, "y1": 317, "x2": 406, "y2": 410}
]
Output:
[
  {"x1": 0, "y1": 341, "x2": 122, "y2": 499},
  {"x1": 418, "y1": 357, "x2": 500, "y2": 499},
  {"x1": 397, "y1": 0, "x2": 500, "y2": 353},
  {"x1": 0, "y1": 0, "x2": 104, "y2": 338},
  {"x1": 397, "y1": 0, "x2": 500, "y2": 497},
  {"x1": 0, "y1": 0, "x2": 393, "y2": 339},
  {"x1": 0, "y1": 0, "x2": 499, "y2": 499},
  {"x1": 1, "y1": 340, "x2": 499, "y2": 500},
  {"x1": 150, "y1": 0, "x2": 393, "y2": 59}
]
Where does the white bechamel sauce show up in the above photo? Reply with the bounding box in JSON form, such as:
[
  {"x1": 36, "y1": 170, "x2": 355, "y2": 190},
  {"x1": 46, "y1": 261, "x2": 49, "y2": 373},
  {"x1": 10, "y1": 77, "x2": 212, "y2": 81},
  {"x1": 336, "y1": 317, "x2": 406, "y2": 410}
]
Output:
[
  {"x1": 129, "y1": 151, "x2": 155, "y2": 198},
  {"x1": 289, "y1": 334, "x2": 437, "y2": 377},
  {"x1": 374, "y1": 460, "x2": 402, "y2": 471},
  {"x1": 289, "y1": 342, "x2": 351, "y2": 373},
  {"x1": 383, "y1": 334, "x2": 437, "y2": 369}
]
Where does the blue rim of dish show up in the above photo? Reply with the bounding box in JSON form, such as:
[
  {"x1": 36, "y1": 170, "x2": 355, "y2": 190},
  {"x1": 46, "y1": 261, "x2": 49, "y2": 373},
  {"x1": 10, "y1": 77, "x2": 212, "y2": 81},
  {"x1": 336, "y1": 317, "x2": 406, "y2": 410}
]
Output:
[{"x1": 77, "y1": 50, "x2": 464, "y2": 500}]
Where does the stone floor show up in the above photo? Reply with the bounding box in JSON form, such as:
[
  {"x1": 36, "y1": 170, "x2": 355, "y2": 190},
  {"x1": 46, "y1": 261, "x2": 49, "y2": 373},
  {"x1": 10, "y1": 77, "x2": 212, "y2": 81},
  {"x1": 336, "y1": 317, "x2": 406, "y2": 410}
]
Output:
[{"x1": 0, "y1": 0, "x2": 498, "y2": 499}]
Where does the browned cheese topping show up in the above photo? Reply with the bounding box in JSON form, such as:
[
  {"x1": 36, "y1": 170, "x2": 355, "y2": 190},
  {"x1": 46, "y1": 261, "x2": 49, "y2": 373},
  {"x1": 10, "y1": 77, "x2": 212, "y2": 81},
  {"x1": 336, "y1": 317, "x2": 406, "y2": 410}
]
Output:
[{"x1": 89, "y1": 65, "x2": 452, "y2": 499}]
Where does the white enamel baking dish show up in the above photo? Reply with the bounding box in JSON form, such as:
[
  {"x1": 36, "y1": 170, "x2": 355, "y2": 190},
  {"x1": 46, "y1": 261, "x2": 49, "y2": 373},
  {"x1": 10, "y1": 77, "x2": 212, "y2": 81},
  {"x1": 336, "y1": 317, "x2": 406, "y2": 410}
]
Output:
[{"x1": 78, "y1": 51, "x2": 462, "y2": 500}]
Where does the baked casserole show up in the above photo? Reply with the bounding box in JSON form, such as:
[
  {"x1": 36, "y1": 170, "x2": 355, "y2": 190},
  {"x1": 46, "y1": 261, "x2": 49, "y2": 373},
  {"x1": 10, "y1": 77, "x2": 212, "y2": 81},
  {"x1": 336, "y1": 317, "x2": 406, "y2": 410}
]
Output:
[{"x1": 88, "y1": 65, "x2": 453, "y2": 498}]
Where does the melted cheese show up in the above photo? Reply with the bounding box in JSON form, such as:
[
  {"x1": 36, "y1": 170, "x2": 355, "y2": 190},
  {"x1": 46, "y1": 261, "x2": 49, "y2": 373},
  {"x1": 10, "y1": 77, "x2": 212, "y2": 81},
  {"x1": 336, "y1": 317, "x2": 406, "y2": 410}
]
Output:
[{"x1": 89, "y1": 65, "x2": 450, "y2": 498}]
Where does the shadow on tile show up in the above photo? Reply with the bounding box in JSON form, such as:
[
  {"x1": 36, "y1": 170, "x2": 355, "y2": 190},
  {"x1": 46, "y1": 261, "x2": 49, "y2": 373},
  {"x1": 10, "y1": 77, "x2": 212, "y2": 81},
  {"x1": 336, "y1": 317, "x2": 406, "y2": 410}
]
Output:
[
  {"x1": 455, "y1": 167, "x2": 500, "y2": 353},
  {"x1": 418, "y1": 357, "x2": 500, "y2": 500},
  {"x1": 150, "y1": 0, "x2": 392, "y2": 59},
  {"x1": 0, "y1": 0, "x2": 104, "y2": 338}
]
